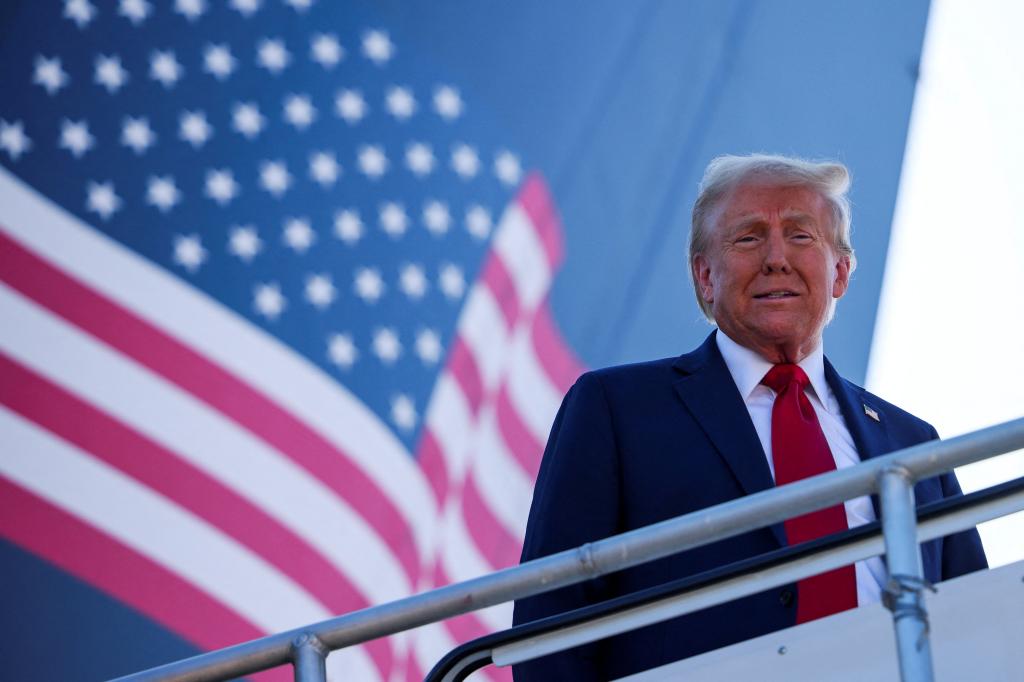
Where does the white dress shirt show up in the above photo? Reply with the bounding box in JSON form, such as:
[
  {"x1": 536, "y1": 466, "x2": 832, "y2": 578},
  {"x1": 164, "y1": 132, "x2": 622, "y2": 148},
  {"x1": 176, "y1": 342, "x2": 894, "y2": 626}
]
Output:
[{"x1": 715, "y1": 331, "x2": 886, "y2": 606}]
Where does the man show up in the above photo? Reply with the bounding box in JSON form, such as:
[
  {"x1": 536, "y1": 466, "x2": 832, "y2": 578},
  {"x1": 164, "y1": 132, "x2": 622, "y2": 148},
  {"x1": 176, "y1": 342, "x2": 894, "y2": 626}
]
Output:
[{"x1": 512, "y1": 154, "x2": 987, "y2": 680}]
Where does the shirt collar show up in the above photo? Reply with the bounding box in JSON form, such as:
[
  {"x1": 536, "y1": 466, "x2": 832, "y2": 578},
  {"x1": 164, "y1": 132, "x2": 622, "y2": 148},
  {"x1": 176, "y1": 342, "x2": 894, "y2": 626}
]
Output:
[{"x1": 715, "y1": 329, "x2": 831, "y2": 407}]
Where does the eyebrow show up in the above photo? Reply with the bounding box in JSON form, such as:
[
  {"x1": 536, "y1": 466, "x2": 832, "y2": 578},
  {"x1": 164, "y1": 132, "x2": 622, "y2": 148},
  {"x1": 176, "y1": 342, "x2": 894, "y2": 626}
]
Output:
[{"x1": 727, "y1": 211, "x2": 817, "y2": 232}]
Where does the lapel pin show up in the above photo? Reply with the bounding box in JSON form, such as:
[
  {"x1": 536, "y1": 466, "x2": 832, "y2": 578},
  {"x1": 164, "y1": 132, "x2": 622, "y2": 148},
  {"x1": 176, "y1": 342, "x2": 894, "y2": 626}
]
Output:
[{"x1": 864, "y1": 404, "x2": 880, "y2": 422}]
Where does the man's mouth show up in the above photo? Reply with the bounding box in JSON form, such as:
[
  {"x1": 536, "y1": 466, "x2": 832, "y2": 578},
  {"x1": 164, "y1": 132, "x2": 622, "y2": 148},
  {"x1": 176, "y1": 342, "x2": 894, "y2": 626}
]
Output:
[{"x1": 753, "y1": 290, "x2": 798, "y2": 299}]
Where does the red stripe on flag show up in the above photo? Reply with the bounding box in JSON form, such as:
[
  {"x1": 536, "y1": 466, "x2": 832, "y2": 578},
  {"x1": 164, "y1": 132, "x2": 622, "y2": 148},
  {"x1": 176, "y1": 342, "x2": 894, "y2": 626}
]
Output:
[
  {"x1": 494, "y1": 384, "x2": 544, "y2": 480},
  {"x1": 0, "y1": 352, "x2": 394, "y2": 676},
  {"x1": 0, "y1": 229, "x2": 420, "y2": 583},
  {"x1": 418, "y1": 427, "x2": 450, "y2": 505},
  {"x1": 517, "y1": 174, "x2": 563, "y2": 268},
  {"x1": 460, "y1": 473, "x2": 522, "y2": 569},
  {"x1": 480, "y1": 253, "x2": 520, "y2": 329},
  {"x1": 448, "y1": 338, "x2": 485, "y2": 416},
  {"x1": 531, "y1": 301, "x2": 584, "y2": 392}
]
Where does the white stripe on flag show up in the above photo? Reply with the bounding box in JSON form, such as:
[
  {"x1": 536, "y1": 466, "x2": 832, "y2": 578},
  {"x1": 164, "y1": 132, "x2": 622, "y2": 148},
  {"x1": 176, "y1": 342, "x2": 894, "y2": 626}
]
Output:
[
  {"x1": 471, "y1": 407, "x2": 534, "y2": 539},
  {"x1": 456, "y1": 285, "x2": 511, "y2": 390},
  {"x1": 506, "y1": 325, "x2": 564, "y2": 443},
  {"x1": 493, "y1": 203, "x2": 553, "y2": 310}
]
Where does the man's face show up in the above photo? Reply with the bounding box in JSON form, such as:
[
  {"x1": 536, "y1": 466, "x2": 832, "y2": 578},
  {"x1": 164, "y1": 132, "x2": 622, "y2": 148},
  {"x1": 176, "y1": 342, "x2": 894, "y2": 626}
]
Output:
[{"x1": 692, "y1": 181, "x2": 851, "y2": 363}]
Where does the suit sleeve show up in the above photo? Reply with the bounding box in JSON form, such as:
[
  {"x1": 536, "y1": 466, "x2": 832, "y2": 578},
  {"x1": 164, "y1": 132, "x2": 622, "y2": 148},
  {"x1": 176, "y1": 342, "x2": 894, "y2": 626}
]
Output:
[
  {"x1": 512, "y1": 372, "x2": 622, "y2": 681},
  {"x1": 924, "y1": 425, "x2": 989, "y2": 579},
  {"x1": 936, "y1": 467, "x2": 989, "y2": 579}
]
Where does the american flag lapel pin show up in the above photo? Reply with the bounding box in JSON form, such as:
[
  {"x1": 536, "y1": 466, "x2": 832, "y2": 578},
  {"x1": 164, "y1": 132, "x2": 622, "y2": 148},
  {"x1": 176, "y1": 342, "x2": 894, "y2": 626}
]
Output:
[{"x1": 864, "y1": 404, "x2": 880, "y2": 422}]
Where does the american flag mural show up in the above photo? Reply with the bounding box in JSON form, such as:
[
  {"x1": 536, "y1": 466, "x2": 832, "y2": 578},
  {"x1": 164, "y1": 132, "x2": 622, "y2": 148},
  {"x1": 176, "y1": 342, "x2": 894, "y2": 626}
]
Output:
[{"x1": 0, "y1": 2, "x2": 582, "y2": 680}]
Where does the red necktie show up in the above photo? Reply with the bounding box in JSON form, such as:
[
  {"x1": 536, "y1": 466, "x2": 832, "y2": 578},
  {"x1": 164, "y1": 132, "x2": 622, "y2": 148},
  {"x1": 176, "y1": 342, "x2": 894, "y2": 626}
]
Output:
[{"x1": 762, "y1": 364, "x2": 857, "y2": 623}]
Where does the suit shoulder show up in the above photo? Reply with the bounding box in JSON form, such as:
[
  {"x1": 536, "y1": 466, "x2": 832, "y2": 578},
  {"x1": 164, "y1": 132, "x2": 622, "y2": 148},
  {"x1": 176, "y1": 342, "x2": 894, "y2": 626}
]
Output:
[
  {"x1": 842, "y1": 378, "x2": 938, "y2": 438},
  {"x1": 579, "y1": 356, "x2": 679, "y2": 388}
]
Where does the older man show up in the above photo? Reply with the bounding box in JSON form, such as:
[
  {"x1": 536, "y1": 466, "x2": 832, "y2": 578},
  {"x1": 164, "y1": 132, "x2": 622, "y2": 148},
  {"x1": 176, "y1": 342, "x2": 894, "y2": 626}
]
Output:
[{"x1": 512, "y1": 154, "x2": 987, "y2": 680}]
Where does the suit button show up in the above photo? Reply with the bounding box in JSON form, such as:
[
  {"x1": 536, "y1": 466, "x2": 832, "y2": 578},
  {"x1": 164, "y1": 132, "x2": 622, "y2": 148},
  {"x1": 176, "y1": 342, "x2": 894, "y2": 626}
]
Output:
[{"x1": 779, "y1": 589, "x2": 794, "y2": 607}]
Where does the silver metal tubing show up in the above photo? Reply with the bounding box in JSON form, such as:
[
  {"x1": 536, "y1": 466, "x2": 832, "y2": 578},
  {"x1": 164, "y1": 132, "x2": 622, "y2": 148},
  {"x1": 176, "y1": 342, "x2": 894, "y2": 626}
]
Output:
[
  {"x1": 879, "y1": 468, "x2": 935, "y2": 682},
  {"x1": 491, "y1": 482, "x2": 1024, "y2": 667},
  {"x1": 112, "y1": 417, "x2": 1024, "y2": 682},
  {"x1": 291, "y1": 633, "x2": 327, "y2": 682}
]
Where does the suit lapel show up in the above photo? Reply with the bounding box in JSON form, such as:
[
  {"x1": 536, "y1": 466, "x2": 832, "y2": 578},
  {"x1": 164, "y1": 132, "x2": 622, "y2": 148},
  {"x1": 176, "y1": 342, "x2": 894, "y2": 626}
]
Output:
[
  {"x1": 824, "y1": 358, "x2": 891, "y2": 520},
  {"x1": 672, "y1": 333, "x2": 786, "y2": 547}
]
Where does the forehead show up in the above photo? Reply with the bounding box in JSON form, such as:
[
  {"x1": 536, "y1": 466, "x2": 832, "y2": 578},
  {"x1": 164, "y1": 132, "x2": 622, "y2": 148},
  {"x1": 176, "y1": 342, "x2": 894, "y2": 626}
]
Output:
[{"x1": 714, "y1": 181, "x2": 829, "y2": 230}]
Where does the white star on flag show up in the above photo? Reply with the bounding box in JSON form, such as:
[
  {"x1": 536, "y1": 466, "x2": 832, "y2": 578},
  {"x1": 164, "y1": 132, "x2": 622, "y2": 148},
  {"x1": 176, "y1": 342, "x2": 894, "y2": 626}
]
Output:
[
  {"x1": 283, "y1": 94, "x2": 317, "y2": 130},
  {"x1": 253, "y1": 282, "x2": 286, "y2": 320},
  {"x1": 64, "y1": 0, "x2": 96, "y2": 28},
  {"x1": 150, "y1": 51, "x2": 183, "y2": 88},
  {"x1": 85, "y1": 180, "x2": 121, "y2": 220},
  {"x1": 0, "y1": 120, "x2": 31, "y2": 160},
  {"x1": 230, "y1": 0, "x2": 261, "y2": 17},
  {"x1": 231, "y1": 102, "x2": 264, "y2": 138},
  {"x1": 335, "y1": 89, "x2": 368, "y2": 124},
  {"x1": 179, "y1": 111, "x2": 213, "y2": 148},
  {"x1": 422, "y1": 200, "x2": 451, "y2": 236},
  {"x1": 390, "y1": 394, "x2": 417, "y2": 430},
  {"x1": 333, "y1": 209, "x2": 363, "y2": 245},
  {"x1": 327, "y1": 333, "x2": 357, "y2": 369},
  {"x1": 465, "y1": 205, "x2": 493, "y2": 240},
  {"x1": 398, "y1": 263, "x2": 428, "y2": 300},
  {"x1": 354, "y1": 267, "x2": 385, "y2": 303},
  {"x1": 304, "y1": 274, "x2": 336, "y2": 309},
  {"x1": 385, "y1": 86, "x2": 416, "y2": 121},
  {"x1": 414, "y1": 329, "x2": 442, "y2": 365},
  {"x1": 310, "y1": 34, "x2": 344, "y2": 68},
  {"x1": 174, "y1": 0, "x2": 206, "y2": 21},
  {"x1": 146, "y1": 176, "x2": 181, "y2": 212},
  {"x1": 372, "y1": 327, "x2": 401, "y2": 363},
  {"x1": 405, "y1": 142, "x2": 435, "y2": 177},
  {"x1": 451, "y1": 143, "x2": 480, "y2": 179},
  {"x1": 95, "y1": 55, "x2": 129, "y2": 94},
  {"x1": 59, "y1": 119, "x2": 94, "y2": 158},
  {"x1": 284, "y1": 0, "x2": 314, "y2": 11},
  {"x1": 121, "y1": 117, "x2": 156, "y2": 154},
  {"x1": 33, "y1": 56, "x2": 69, "y2": 96},
  {"x1": 204, "y1": 169, "x2": 239, "y2": 205},
  {"x1": 362, "y1": 30, "x2": 394, "y2": 66},
  {"x1": 260, "y1": 160, "x2": 292, "y2": 197},
  {"x1": 257, "y1": 38, "x2": 291, "y2": 74},
  {"x1": 438, "y1": 262, "x2": 466, "y2": 300},
  {"x1": 433, "y1": 85, "x2": 464, "y2": 121},
  {"x1": 358, "y1": 145, "x2": 388, "y2": 179},
  {"x1": 173, "y1": 234, "x2": 207, "y2": 273},
  {"x1": 204, "y1": 44, "x2": 237, "y2": 81},
  {"x1": 379, "y1": 202, "x2": 408, "y2": 238},
  {"x1": 309, "y1": 151, "x2": 340, "y2": 186},
  {"x1": 228, "y1": 225, "x2": 262, "y2": 262},
  {"x1": 494, "y1": 150, "x2": 523, "y2": 186},
  {"x1": 118, "y1": 0, "x2": 151, "y2": 25},
  {"x1": 282, "y1": 217, "x2": 314, "y2": 252}
]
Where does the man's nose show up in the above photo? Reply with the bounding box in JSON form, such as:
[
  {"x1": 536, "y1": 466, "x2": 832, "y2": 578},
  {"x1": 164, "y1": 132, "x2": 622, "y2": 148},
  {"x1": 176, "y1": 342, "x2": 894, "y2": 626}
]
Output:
[{"x1": 761, "y1": 231, "x2": 791, "y2": 273}]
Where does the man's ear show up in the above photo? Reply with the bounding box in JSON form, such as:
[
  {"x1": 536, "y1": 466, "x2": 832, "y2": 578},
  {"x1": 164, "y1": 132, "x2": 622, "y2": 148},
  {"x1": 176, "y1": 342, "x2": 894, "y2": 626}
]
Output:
[
  {"x1": 832, "y1": 254, "x2": 851, "y2": 299},
  {"x1": 693, "y1": 254, "x2": 714, "y2": 304}
]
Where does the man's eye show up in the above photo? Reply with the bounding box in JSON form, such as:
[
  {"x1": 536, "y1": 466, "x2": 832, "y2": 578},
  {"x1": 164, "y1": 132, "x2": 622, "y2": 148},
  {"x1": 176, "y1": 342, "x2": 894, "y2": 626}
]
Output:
[{"x1": 736, "y1": 235, "x2": 757, "y2": 244}]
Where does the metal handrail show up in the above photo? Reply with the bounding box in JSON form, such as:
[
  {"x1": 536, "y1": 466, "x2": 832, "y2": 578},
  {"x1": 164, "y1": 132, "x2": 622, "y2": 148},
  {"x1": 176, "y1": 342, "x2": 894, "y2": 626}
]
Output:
[
  {"x1": 112, "y1": 416, "x2": 1024, "y2": 682},
  {"x1": 426, "y1": 475, "x2": 1024, "y2": 681}
]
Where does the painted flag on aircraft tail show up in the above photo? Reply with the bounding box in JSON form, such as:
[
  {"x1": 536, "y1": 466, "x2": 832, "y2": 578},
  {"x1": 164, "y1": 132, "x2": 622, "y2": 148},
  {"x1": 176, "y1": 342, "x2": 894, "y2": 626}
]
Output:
[{"x1": 0, "y1": 2, "x2": 583, "y2": 680}]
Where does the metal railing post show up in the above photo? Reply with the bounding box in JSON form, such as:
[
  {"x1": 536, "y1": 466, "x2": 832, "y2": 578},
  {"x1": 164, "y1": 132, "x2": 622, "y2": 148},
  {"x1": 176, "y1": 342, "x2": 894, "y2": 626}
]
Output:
[
  {"x1": 291, "y1": 633, "x2": 328, "y2": 682},
  {"x1": 879, "y1": 467, "x2": 935, "y2": 682}
]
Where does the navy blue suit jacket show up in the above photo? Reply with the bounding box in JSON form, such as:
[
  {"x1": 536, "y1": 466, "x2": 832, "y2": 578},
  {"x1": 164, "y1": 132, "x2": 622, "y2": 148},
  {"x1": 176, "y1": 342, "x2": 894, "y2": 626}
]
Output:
[{"x1": 512, "y1": 332, "x2": 987, "y2": 680}]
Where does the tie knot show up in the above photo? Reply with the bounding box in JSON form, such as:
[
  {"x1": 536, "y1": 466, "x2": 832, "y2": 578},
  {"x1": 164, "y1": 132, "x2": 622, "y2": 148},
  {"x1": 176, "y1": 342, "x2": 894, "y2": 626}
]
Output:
[{"x1": 762, "y1": 363, "x2": 810, "y2": 394}]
